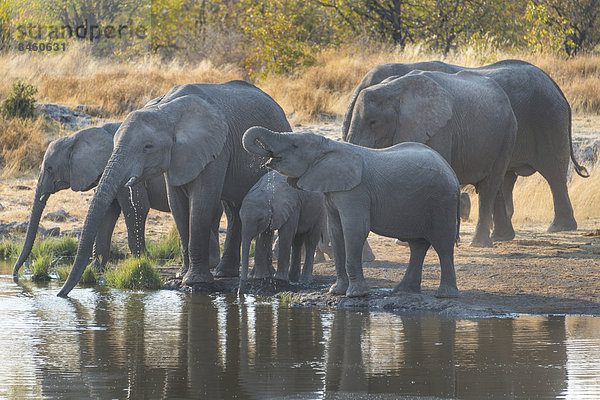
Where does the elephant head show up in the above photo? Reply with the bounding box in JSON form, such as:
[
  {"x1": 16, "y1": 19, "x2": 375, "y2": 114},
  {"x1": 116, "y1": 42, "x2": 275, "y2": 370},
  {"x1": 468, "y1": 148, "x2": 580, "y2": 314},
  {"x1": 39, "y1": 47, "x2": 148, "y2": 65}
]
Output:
[
  {"x1": 12, "y1": 123, "x2": 118, "y2": 277},
  {"x1": 346, "y1": 72, "x2": 453, "y2": 148},
  {"x1": 243, "y1": 127, "x2": 362, "y2": 193},
  {"x1": 57, "y1": 94, "x2": 228, "y2": 296}
]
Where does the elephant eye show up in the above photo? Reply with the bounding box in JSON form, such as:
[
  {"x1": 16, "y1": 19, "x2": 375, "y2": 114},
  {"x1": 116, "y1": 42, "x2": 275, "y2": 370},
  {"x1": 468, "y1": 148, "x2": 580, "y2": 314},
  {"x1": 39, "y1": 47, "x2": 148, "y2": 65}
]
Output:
[
  {"x1": 369, "y1": 120, "x2": 377, "y2": 127},
  {"x1": 46, "y1": 166, "x2": 53, "y2": 172},
  {"x1": 143, "y1": 143, "x2": 154, "y2": 153}
]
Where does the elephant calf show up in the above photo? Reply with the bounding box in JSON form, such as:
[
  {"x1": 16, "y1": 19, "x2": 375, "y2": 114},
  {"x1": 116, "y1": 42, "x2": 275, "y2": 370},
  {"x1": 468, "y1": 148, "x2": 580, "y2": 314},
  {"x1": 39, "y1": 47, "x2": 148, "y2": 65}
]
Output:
[
  {"x1": 240, "y1": 171, "x2": 325, "y2": 285},
  {"x1": 243, "y1": 127, "x2": 461, "y2": 298}
]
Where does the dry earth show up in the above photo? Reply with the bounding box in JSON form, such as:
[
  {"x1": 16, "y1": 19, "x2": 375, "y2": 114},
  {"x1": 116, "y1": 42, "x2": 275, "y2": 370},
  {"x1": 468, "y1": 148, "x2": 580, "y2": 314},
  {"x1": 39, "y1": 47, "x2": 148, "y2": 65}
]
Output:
[{"x1": 1, "y1": 116, "x2": 600, "y2": 318}]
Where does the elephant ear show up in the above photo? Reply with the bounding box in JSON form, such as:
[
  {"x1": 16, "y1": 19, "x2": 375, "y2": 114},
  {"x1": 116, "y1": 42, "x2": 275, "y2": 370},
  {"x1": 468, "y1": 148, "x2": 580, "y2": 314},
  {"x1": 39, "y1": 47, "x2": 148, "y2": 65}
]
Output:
[
  {"x1": 393, "y1": 73, "x2": 454, "y2": 144},
  {"x1": 162, "y1": 95, "x2": 228, "y2": 186},
  {"x1": 297, "y1": 144, "x2": 363, "y2": 193},
  {"x1": 69, "y1": 127, "x2": 114, "y2": 191},
  {"x1": 270, "y1": 185, "x2": 298, "y2": 229}
]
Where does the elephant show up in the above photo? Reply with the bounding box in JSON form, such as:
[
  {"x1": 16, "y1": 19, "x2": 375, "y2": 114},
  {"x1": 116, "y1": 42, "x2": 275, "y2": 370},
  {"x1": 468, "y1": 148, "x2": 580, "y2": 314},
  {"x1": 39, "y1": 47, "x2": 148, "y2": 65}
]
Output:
[
  {"x1": 240, "y1": 170, "x2": 325, "y2": 285},
  {"x1": 347, "y1": 70, "x2": 517, "y2": 246},
  {"x1": 57, "y1": 81, "x2": 291, "y2": 297},
  {"x1": 12, "y1": 122, "x2": 222, "y2": 278},
  {"x1": 342, "y1": 59, "x2": 589, "y2": 238},
  {"x1": 243, "y1": 127, "x2": 461, "y2": 298}
]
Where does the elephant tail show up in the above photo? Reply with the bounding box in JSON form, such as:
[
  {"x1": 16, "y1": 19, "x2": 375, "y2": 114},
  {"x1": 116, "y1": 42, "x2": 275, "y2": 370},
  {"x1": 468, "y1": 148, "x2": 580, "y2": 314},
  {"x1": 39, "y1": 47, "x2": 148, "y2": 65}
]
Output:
[{"x1": 568, "y1": 109, "x2": 590, "y2": 178}]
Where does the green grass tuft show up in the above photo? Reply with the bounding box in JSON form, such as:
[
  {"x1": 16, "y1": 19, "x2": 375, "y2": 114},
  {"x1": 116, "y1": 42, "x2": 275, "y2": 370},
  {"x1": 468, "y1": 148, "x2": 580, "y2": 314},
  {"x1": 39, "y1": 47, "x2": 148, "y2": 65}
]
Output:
[
  {"x1": 0, "y1": 240, "x2": 20, "y2": 259},
  {"x1": 79, "y1": 265, "x2": 98, "y2": 285},
  {"x1": 105, "y1": 256, "x2": 162, "y2": 290},
  {"x1": 54, "y1": 265, "x2": 70, "y2": 281},
  {"x1": 31, "y1": 254, "x2": 52, "y2": 282},
  {"x1": 146, "y1": 226, "x2": 181, "y2": 264},
  {"x1": 31, "y1": 235, "x2": 78, "y2": 260}
]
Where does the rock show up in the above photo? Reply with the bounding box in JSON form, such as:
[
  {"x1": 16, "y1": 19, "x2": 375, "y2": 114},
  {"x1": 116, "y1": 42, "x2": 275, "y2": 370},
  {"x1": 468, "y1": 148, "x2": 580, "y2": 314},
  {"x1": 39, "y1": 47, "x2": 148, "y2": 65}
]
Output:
[
  {"x1": 42, "y1": 227, "x2": 60, "y2": 237},
  {"x1": 69, "y1": 218, "x2": 78, "y2": 223},
  {"x1": 12, "y1": 185, "x2": 31, "y2": 191},
  {"x1": 147, "y1": 218, "x2": 158, "y2": 225},
  {"x1": 75, "y1": 104, "x2": 104, "y2": 117},
  {"x1": 44, "y1": 209, "x2": 69, "y2": 222},
  {"x1": 0, "y1": 203, "x2": 4, "y2": 211},
  {"x1": 61, "y1": 228, "x2": 82, "y2": 238},
  {"x1": 36, "y1": 103, "x2": 92, "y2": 130}
]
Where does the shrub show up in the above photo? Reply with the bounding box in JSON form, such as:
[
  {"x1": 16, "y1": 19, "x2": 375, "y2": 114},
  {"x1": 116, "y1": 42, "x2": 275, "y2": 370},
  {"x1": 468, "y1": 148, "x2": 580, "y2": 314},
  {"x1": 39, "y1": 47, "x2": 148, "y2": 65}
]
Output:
[
  {"x1": 105, "y1": 256, "x2": 162, "y2": 290},
  {"x1": 0, "y1": 116, "x2": 49, "y2": 177},
  {"x1": 0, "y1": 240, "x2": 20, "y2": 259},
  {"x1": 31, "y1": 254, "x2": 52, "y2": 282},
  {"x1": 1, "y1": 80, "x2": 38, "y2": 119}
]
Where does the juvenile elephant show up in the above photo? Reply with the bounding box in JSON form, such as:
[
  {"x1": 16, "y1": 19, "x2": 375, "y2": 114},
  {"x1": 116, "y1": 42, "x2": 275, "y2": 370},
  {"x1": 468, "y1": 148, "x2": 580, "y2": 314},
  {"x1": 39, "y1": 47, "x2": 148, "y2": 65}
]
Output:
[
  {"x1": 12, "y1": 122, "x2": 222, "y2": 277},
  {"x1": 240, "y1": 171, "x2": 325, "y2": 285},
  {"x1": 347, "y1": 70, "x2": 517, "y2": 246},
  {"x1": 243, "y1": 127, "x2": 461, "y2": 298},
  {"x1": 343, "y1": 59, "x2": 589, "y2": 237},
  {"x1": 58, "y1": 81, "x2": 291, "y2": 297}
]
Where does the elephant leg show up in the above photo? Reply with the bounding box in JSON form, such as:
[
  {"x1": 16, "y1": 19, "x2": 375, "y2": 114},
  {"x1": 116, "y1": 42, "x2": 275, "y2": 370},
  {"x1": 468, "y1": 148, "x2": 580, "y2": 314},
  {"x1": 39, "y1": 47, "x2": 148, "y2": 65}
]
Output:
[
  {"x1": 274, "y1": 222, "x2": 295, "y2": 281},
  {"x1": 167, "y1": 184, "x2": 190, "y2": 279},
  {"x1": 491, "y1": 172, "x2": 517, "y2": 241},
  {"x1": 288, "y1": 234, "x2": 303, "y2": 283},
  {"x1": 394, "y1": 239, "x2": 430, "y2": 294},
  {"x1": 340, "y1": 211, "x2": 370, "y2": 297},
  {"x1": 432, "y1": 240, "x2": 458, "y2": 298},
  {"x1": 92, "y1": 199, "x2": 121, "y2": 271},
  {"x1": 361, "y1": 239, "x2": 375, "y2": 262},
  {"x1": 209, "y1": 206, "x2": 222, "y2": 268},
  {"x1": 117, "y1": 184, "x2": 150, "y2": 257},
  {"x1": 471, "y1": 176, "x2": 501, "y2": 247},
  {"x1": 214, "y1": 201, "x2": 243, "y2": 277},
  {"x1": 326, "y1": 208, "x2": 348, "y2": 295},
  {"x1": 539, "y1": 169, "x2": 577, "y2": 232},
  {"x1": 253, "y1": 230, "x2": 274, "y2": 279},
  {"x1": 301, "y1": 228, "x2": 320, "y2": 284}
]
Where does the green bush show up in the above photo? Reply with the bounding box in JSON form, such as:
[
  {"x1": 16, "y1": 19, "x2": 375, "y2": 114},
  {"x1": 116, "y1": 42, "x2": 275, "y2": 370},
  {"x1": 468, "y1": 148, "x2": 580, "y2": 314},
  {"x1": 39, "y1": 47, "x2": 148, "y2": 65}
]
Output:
[
  {"x1": 105, "y1": 256, "x2": 162, "y2": 290},
  {"x1": 55, "y1": 265, "x2": 70, "y2": 281},
  {"x1": 1, "y1": 81, "x2": 38, "y2": 119},
  {"x1": 31, "y1": 254, "x2": 52, "y2": 282},
  {"x1": 0, "y1": 240, "x2": 20, "y2": 259}
]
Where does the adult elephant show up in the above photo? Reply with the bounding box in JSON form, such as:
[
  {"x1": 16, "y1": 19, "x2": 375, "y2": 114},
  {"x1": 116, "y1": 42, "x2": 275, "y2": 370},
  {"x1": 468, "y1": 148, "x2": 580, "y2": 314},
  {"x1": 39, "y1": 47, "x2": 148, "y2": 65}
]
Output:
[
  {"x1": 343, "y1": 59, "x2": 589, "y2": 238},
  {"x1": 57, "y1": 81, "x2": 291, "y2": 297},
  {"x1": 347, "y1": 70, "x2": 517, "y2": 246}
]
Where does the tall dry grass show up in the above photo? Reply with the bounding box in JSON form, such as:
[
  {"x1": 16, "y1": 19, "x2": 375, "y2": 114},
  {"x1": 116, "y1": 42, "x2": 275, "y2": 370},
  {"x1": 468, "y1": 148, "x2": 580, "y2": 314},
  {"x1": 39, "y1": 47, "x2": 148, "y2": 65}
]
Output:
[{"x1": 0, "y1": 116, "x2": 50, "y2": 177}]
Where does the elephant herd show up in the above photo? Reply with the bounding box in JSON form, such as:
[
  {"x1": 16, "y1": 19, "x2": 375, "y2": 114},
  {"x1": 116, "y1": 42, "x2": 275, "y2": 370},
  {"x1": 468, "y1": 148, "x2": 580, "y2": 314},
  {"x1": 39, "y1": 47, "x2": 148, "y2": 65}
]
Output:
[{"x1": 12, "y1": 59, "x2": 588, "y2": 299}]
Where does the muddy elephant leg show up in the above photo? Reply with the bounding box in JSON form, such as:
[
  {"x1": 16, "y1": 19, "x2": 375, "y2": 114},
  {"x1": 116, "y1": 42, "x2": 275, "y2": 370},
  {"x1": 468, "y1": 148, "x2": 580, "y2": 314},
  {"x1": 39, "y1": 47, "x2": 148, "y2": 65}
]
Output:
[
  {"x1": 214, "y1": 201, "x2": 242, "y2": 277},
  {"x1": 326, "y1": 208, "x2": 348, "y2": 295},
  {"x1": 539, "y1": 169, "x2": 577, "y2": 232},
  {"x1": 92, "y1": 199, "x2": 121, "y2": 271},
  {"x1": 167, "y1": 184, "x2": 190, "y2": 279},
  {"x1": 253, "y1": 230, "x2": 274, "y2": 279},
  {"x1": 394, "y1": 239, "x2": 430, "y2": 294},
  {"x1": 117, "y1": 184, "x2": 150, "y2": 257},
  {"x1": 491, "y1": 172, "x2": 517, "y2": 241}
]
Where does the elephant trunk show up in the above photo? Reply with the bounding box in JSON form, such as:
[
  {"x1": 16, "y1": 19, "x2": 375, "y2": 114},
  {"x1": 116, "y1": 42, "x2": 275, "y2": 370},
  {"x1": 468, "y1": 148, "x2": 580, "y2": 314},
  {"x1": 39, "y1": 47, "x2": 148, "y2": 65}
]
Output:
[
  {"x1": 13, "y1": 182, "x2": 48, "y2": 277},
  {"x1": 341, "y1": 88, "x2": 362, "y2": 141},
  {"x1": 58, "y1": 152, "x2": 130, "y2": 297},
  {"x1": 242, "y1": 126, "x2": 287, "y2": 157}
]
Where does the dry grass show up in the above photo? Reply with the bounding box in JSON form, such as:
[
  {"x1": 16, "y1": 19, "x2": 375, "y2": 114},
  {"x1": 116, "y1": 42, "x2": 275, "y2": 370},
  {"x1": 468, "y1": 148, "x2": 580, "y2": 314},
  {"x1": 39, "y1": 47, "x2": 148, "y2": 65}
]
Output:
[{"x1": 0, "y1": 116, "x2": 52, "y2": 177}]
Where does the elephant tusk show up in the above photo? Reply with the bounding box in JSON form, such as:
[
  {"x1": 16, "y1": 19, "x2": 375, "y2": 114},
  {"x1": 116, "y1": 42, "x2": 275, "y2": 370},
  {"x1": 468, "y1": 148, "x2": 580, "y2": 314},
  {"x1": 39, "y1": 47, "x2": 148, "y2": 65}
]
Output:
[
  {"x1": 39, "y1": 193, "x2": 49, "y2": 203},
  {"x1": 124, "y1": 176, "x2": 138, "y2": 187}
]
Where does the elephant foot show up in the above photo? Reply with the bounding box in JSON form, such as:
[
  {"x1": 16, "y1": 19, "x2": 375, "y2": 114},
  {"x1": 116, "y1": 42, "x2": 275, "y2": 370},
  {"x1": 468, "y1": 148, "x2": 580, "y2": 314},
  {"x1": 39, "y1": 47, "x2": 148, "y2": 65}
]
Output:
[
  {"x1": 346, "y1": 280, "x2": 370, "y2": 297},
  {"x1": 548, "y1": 218, "x2": 577, "y2": 232},
  {"x1": 328, "y1": 279, "x2": 349, "y2": 295},
  {"x1": 175, "y1": 265, "x2": 188, "y2": 279},
  {"x1": 435, "y1": 284, "x2": 459, "y2": 298},
  {"x1": 274, "y1": 271, "x2": 290, "y2": 282},
  {"x1": 214, "y1": 262, "x2": 240, "y2": 278},
  {"x1": 209, "y1": 255, "x2": 220, "y2": 269},
  {"x1": 300, "y1": 273, "x2": 313, "y2": 285},
  {"x1": 182, "y1": 268, "x2": 214, "y2": 286},
  {"x1": 393, "y1": 280, "x2": 421, "y2": 294},
  {"x1": 470, "y1": 235, "x2": 493, "y2": 248},
  {"x1": 491, "y1": 227, "x2": 515, "y2": 242}
]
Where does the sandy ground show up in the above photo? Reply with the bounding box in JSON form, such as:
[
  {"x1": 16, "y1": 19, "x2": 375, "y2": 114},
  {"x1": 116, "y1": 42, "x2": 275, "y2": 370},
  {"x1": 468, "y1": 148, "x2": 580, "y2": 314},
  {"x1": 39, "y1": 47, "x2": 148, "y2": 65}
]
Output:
[{"x1": 1, "y1": 116, "x2": 600, "y2": 318}]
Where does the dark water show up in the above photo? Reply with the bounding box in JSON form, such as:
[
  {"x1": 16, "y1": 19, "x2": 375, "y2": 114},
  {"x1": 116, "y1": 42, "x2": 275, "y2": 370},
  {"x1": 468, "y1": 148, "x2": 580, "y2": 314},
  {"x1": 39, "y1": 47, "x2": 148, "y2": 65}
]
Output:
[{"x1": 1, "y1": 261, "x2": 599, "y2": 399}]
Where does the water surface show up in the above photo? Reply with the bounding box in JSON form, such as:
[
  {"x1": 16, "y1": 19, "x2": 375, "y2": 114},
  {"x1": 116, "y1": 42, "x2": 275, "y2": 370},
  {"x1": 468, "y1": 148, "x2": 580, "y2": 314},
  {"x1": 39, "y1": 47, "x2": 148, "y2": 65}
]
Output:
[{"x1": 1, "y1": 261, "x2": 599, "y2": 399}]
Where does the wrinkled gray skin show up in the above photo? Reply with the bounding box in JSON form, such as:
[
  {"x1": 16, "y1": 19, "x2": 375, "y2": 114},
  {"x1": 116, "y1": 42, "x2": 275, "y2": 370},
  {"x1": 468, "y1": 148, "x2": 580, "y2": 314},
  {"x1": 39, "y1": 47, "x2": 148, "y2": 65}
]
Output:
[
  {"x1": 343, "y1": 59, "x2": 589, "y2": 238},
  {"x1": 57, "y1": 81, "x2": 290, "y2": 297},
  {"x1": 240, "y1": 171, "x2": 325, "y2": 285},
  {"x1": 243, "y1": 127, "x2": 461, "y2": 298},
  {"x1": 348, "y1": 70, "x2": 517, "y2": 247},
  {"x1": 12, "y1": 122, "x2": 221, "y2": 278}
]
